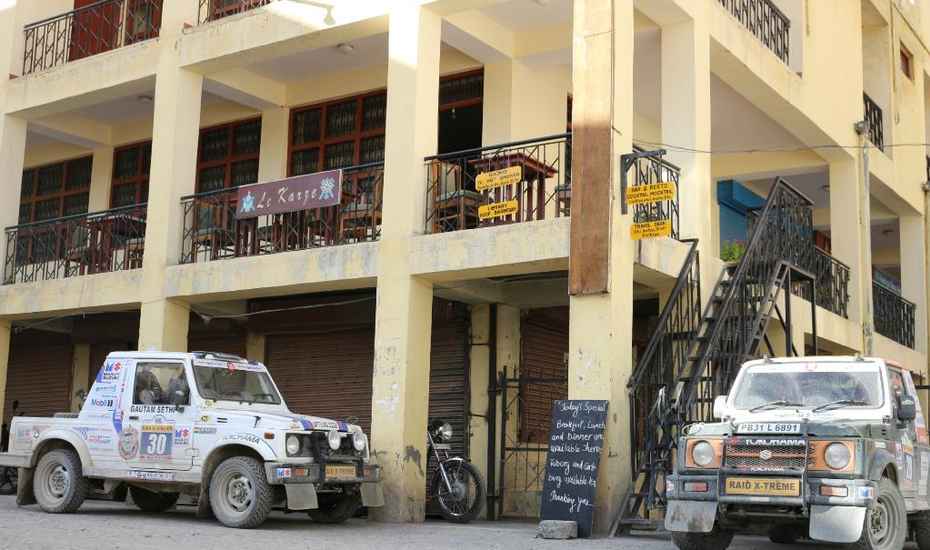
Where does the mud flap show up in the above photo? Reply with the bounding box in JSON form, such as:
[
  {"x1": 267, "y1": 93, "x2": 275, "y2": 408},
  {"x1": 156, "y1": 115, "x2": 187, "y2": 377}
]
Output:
[
  {"x1": 664, "y1": 500, "x2": 717, "y2": 533},
  {"x1": 361, "y1": 482, "x2": 385, "y2": 508},
  {"x1": 285, "y1": 483, "x2": 318, "y2": 510},
  {"x1": 195, "y1": 484, "x2": 214, "y2": 519},
  {"x1": 16, "y1": 468, "x2": 36, "y2": 506},
  {"x1": 810, "y1": 505, "x2": 865, "y2": 543}
]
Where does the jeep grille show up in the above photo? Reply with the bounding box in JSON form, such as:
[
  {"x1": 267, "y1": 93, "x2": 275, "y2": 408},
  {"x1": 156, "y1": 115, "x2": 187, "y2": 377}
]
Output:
[{"x1": 724, "y1": 443, "x2": 807, "y2": 471}]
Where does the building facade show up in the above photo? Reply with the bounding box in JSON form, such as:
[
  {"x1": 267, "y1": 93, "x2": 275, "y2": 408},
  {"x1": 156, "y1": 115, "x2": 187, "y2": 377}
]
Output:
[{"x1": 0, "y1": 0, "x2": 928, "y2": 533}]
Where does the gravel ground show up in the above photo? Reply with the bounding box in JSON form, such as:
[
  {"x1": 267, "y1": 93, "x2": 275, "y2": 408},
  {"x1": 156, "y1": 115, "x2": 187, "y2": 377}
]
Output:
[{"x1": 0, "y1": 496, "x2": 912, "y2": 550}]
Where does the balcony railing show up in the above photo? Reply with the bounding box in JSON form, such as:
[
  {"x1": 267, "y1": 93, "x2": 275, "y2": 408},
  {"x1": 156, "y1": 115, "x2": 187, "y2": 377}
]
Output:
[
  {"x1": 718, "y1": 0, "x2": 791, "y2": 64},
  {"x1": 180, "y1": 163, "x2": 383, "y2": 264},
  {"x1": 873, "y1": 281, "x2": 916, "y2": 349},
  {"x1": 3, "y1": 204, "x2": 147, "y2": 285},
  {"x1": 198, "y1": 0, "x2": 274, "y2": 24},
  {"x1": 629, "y1": 145, "x2": 681, "y2": 241},
  {"x1": 864, "y1": 93, "x2": 884, "y2": 151},
  {"x1": 22, "y1": 0, "x2": 162, "y2": 76},
  {"x1": 424, "y1": 134, "x2": 571, "y2": 234},
  {"x1": 794, "y1": 247, "x2": 851, "y2": 318}
]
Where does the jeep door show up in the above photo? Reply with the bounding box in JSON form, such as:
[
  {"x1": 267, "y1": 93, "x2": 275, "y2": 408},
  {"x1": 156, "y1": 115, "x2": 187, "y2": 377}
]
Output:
[{"x1": 888, "y1": 367, "x2": 920, "y2": 501}]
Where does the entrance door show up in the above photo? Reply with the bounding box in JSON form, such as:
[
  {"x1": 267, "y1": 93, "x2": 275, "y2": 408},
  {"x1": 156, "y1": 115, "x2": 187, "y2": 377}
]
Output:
[{"x1": 69, "y1": 0, "x2": 122, "y2": 62}]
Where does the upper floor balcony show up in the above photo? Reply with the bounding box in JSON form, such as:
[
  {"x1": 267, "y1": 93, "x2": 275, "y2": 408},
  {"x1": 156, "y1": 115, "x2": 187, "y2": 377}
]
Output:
[
  {"x1": 22, "y1": 0, "x2": 163, "y2": 75},
  {"x1": 197, "y1": 0, "x2": 274, "y2": 24},
  {"x1": 717, "y1": 0, "x2": 791, "y2": 65}
]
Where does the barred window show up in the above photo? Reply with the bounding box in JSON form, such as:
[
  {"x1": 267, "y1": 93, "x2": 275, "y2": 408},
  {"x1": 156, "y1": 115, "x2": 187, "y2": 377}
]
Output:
[
  {"x1": 196, "y1": 118, "x2": 262, "y2": 193},
  {"x1": 19, "y1": 157, "x2": 91, "y2": 224}
]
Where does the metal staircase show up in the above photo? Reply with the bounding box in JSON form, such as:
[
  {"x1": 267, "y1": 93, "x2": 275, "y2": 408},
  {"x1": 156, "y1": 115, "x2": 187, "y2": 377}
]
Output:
[{"x1": 615, "y1": 178, "x2": 818, "y2": 533}]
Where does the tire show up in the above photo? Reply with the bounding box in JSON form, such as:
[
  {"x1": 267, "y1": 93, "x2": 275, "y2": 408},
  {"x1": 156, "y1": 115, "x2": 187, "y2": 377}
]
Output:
[
  {"x1": 130, "y1": 486, "x2": 180, "y2": 513},
  {"x1": 33, "y1": 449, "x2": 88, "y2": 513},
  {"x1": 308, "y1": 492, "x2": 360, "y2": 524},
  {"x1": 769, "y1": 525, "x2": 800, "y2": 544},
  {"x1": 914, "y1": 512, "x2": 930, "y2": 550},
  {"x1": 431, "y1": 460, "x2": 485, "y2": 524},
  {"x1": 671, "y1": 527, "x2": 734, "y2": 550},
  {"x1": 209, "y1": 456, "x2": 273, "y2": 529},
  {"x1": 853, "y1": 477, "x2": 907, "y2": 550}
]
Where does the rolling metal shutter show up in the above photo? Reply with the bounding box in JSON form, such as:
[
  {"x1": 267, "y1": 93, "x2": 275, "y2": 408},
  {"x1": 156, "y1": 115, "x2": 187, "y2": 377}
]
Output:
[
  {"x1": 520, "y1": 308, "x2": 569, "y2": 444},
  {"x1": 4, "y1": 331, "x2": 73, "y2": 425},
  {"x1": 428, "y1": 319, "x2": 470, "y2": 459},
  {"x1": 188, "y1": 333, "x2": 247, "y2": 358}
]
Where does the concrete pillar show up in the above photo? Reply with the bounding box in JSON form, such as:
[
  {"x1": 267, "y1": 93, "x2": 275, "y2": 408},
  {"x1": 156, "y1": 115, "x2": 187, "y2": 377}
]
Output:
[
  {"x1": 482, "y1": 61, "x2": 569, "y2": 145},
  {"x1": 369, "y1": 3, "x2": 441, "y2": 523},
  {"x1": 139, "y1": 299, "x2": 190, "y2": 352},
  {"x1": 0, "y1": 115, "x2": 28, "y2": 257},
  {"x1": 829, "y1": 157, "x2": 871, "y2": 345},
  {"x1": 258, "y1": 107, "x2": 289, "y2": 182},
  {"x1": 246, "y1": 332, "x2": 266, "y2": 363},
  {"x1": 71, "y1": 344, "x2": 90, "y2": 412},
  {"x1": 89, "y1": 146, "x2": 115, "y2": 211},
  {"x1": 0, "y1": 321, "x2": 10, "y2": 423},
  {"x1": 496, "y1": 304, "x2": 520, "y2": 515},
  {"x1": 467, "y1": 304, "x2": 490, "y2": 518},
  {"x1": 566, "y1": 0, "x2": 635, "y2": 533},
  {"x1": 900, "y1": 215, "x2": 927, "y2": 353}
]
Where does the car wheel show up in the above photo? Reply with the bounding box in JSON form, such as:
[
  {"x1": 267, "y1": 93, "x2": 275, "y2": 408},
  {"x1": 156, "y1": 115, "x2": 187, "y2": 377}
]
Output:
[
  {"x1": 33, "y1": 449, "x2": 88, "y2": 513},
  {"x1": 209, "y1": 456, "x2": 273, "y2": 529},
  {"x1": 130, "y1": 486, "x2": 180, "y2": 513},
  {"x1": 671, "y1": 526, "x2": 734, "y2": 550},
  {"x1": 854, "y1": 477, "x2": 907, "y2": 550},
  {"x1": 308, "y1": 492, "x2": 361, "y2": 524}
]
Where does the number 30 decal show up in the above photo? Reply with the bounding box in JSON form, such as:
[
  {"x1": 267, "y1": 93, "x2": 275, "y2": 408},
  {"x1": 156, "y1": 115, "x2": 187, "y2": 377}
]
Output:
[{"x1": 140, "y1": 426, "x2": 174, "y2": 458}]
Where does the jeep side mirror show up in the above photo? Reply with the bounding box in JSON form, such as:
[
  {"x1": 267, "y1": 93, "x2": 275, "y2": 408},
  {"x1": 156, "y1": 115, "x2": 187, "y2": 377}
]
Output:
[
  {"x1": 713, "y1": 395, "x2": 728, "y2": 419},
  {"x1": 898, "y1": 398, "x2": 917, "y2": 422}
]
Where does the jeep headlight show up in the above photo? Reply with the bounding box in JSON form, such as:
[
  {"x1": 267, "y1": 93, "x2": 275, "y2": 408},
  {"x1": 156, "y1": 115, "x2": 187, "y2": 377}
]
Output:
[
  {"x1": 328, "y1": 429, "x2": 342, "y2": 451},
  {"x1": 824, "y1": 442, "x2": 852, "y2": 470},
  {"x1": 691, "y1": 440, "x2": 716, "y2": 468},
  {"x1": 352, "y1": 431, "x2": 367, "y2": 452},
  {"x1": 286, "y1": 435, "x2": 301, "y2": 456}
]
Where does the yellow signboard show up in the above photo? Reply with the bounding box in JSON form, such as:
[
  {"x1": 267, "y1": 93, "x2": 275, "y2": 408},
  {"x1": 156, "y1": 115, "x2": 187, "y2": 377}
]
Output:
[
  {"x1": 630, "y1": 219, "x2": 672, "y2": 240},
  {"x1": 476, "y1": 166, "x2": 523, "y2": 191},
  {"x1": 625, "y1": 182, "x2": 675, "y2": 206},
  {"x1": 479, "y1": 200, "x2": 519, "y2": 221}
]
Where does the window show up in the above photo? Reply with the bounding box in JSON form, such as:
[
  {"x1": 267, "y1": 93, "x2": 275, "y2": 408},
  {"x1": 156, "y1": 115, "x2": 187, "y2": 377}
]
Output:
[
  {"x1": 125, "y1": 0, "x2": 162, "y2": 43},
  {"x1": 111, "y1": 141, "x2": 151, "y2": 208},
  {"x1": 19, "y1": 157, "x2": 91, "y2": 224},
  {"x1": 901, "y1": 44, "x2": 914, "y2": 80},
  {"x1": 132, "y1": 362, "x2": 190, "y2": 406},
  {"x1": 196, "y1": 118, "x2": 262, "y2": 193}
]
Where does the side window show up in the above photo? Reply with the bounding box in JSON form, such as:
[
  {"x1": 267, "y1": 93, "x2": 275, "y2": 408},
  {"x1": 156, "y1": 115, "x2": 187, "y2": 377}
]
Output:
[
  {"x1": 133, "y1": 363, "x2": 190, "y2": 406},
  {"x1": 889, "y1": 369, "x2": 906, "y2": 401}
]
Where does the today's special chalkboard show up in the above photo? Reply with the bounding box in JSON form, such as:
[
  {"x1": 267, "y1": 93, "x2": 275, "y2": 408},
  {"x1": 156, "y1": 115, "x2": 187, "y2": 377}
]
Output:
[{"x1": 539, "y1": 399, "x2": 609, "y2": 538}]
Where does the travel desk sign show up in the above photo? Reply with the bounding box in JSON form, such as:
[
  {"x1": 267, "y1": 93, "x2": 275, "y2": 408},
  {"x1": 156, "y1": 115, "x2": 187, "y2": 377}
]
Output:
[
  {"x1": 236, "y1": 169, "x2": 342, "y2": 219},
  {"x1": 475, "y1": 166, "x2": 522, "y2": 191},
  {"x1": 478, "y1": 199, "x2": 519, "y2": 221},
  {"x1": 631, "y1": 219, "x2": 672, "y2": 240},
  {"x1": 539, "y1": 399, "x2": 609, "y2": 538}
]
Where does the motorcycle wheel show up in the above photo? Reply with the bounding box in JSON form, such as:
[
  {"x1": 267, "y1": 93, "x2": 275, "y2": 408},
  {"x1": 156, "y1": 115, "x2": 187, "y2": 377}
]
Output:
[{"x1": 431, "y1": 461, "x2": 484, "y2": 524}]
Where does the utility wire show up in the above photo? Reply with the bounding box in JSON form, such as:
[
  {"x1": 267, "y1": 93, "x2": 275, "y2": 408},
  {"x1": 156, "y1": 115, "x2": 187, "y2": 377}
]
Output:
[{"x1": 629, "y1": 137, "x2": 930, "y2": 156}]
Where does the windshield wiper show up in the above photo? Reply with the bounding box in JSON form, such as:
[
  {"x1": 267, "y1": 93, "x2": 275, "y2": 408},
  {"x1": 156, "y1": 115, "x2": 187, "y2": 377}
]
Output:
[
  {"x1": 749, "y1": 400, "x2": 804, "y2": 412},
  {"x1": 812, "y1": 399, "x2": 869, "y2": 412}
]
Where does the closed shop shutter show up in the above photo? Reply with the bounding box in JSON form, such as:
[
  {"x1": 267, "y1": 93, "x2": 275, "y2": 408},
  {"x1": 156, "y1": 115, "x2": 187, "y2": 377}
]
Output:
[
  {"x1": 428, "y1": 319, "x2": 470, "y2": 459},
  {"x1": 4, "y1": 332, "x2": 73, "y2": 425},
  {"x1": 520, "y1": 308, "x2": 569, "y2": 444},
  {"x1": 266, "y1": 329, "x2": 375, "y2": 433},
  {"x1": 188, "y1": 333, "x2": 247, "y2": 358}
]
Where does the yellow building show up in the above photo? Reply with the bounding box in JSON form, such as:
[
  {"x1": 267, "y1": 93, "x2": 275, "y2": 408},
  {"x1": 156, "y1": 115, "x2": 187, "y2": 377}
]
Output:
[{"x1": 0, "y1": 0, "x2": 928, "y2": 533}]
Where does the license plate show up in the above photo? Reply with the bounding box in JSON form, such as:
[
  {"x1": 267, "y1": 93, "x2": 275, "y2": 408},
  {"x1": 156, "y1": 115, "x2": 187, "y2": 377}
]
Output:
[
  {"x1": 736, "y1": 423, "x2": 801, "y2": 434},
  {"x1": 725, "y1": 477, "x2": 801, "y2": 497},
  {"x1": 325, "y1": 464, "x2": 357, "y2": 481}
]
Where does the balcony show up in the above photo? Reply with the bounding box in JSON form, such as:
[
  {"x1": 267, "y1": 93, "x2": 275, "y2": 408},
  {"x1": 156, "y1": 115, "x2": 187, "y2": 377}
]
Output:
[
  {"x1": 794, "y1": 247, "x2": 851, "y2": 318},
  {"x1": 873, "y1": 281, "x2": 916, "y2": 349},
  {"x1": 22, "y1": 0, "x2": 162, "y2": 76},
  {"x1": 180, "y1": 162, "x2": 383, "y2": 264},
  {"x1": 3, "y1": 204, "x2": 147, "y2": 285},
  {"x1": 718, "y1": 0, "x2": 791, "y2": 64},
  {"x1": 198, "y1": 0, "x2": 273, "y2": 24},
  {"x1": 863, "y1": 93, "x2": 884, "y2": 151}
]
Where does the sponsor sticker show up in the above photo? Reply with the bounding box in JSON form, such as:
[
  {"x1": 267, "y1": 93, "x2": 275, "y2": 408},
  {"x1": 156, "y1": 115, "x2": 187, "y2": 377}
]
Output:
[
  {"x1": 127, "y1": 470, "x2": 174, "y2": 482},
  {"x1": 140, "y1": 425, "x2": 174, "y2": 459},
  {"x1": 194, "y1": 426, "x2": 217, "y2": 435},
  {"x1": 129, "y1": 405, "x2": 179, "y2": 415},
  {"x1": 119, "y1": 426, "x2": 139, "y2": 460},
  {"x1": 858, "y1": 486, "x2": 875, "y2": 499},
  {"x1": 276, "y1": 468, "x2": 292, "y2": 479}
]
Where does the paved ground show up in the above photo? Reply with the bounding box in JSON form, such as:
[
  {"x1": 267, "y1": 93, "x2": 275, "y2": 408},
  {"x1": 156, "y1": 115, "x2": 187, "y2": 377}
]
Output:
[{"x1": 0, "y1": 496, "x2": 912, "y2": 549}]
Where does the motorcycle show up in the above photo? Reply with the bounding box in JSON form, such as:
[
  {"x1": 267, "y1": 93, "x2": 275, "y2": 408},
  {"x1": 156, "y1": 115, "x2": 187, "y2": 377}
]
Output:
[
  {"x1": 0, "y1": 422, "x2": 17, "y2": 496},
  {"x1": 428, "y1": 419, "x2": 484, "y2": 523}
]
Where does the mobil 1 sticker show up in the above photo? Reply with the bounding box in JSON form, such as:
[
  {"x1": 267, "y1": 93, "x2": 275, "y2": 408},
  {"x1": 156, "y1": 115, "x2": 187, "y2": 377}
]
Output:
[{"x1": 140, "y1": 424, "x2": 174, "y2": 459}]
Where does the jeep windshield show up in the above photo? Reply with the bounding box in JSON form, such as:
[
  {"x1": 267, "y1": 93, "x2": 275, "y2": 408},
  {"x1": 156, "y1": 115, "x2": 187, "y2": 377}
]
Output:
[
  {"x1": 731, "y1": 362, "x2": 884, "y2": 411},
  {"x1": 193, "y1": 365, "x2": 281, "y2": 405}
]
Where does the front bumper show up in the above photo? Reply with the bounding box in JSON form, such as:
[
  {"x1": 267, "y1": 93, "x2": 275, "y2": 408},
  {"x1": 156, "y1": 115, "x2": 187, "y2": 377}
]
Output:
[
  {"x1": 665, "y1": 473, "x2": 876, "y2": 544},
  {"x1": 265, "y1": 461, "x2": 381, "y2": 485}
]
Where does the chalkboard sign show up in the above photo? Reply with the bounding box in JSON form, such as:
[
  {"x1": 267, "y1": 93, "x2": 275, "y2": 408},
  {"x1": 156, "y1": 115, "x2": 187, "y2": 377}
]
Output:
[{"x1": 540, "y1": 399, "x2": 609, "y2": 538}]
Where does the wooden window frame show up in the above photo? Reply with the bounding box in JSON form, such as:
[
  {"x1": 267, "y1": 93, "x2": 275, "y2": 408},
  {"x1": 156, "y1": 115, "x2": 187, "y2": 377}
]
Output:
[
  {"x1": 19, "y1": 156, "x2": 92, "y2": 224},
  {"x1": 195, "y1": 117, "x2": 263, "y2": 193},
  {"x1": 437, "y1": 68, "x2": 484, "y2": 113},
  {"x1": 901, "y1": 43, "x2": 914, "y2": 81},
  {"x1": 110, "y1": 140, "x2": 152, "y2": 208}
]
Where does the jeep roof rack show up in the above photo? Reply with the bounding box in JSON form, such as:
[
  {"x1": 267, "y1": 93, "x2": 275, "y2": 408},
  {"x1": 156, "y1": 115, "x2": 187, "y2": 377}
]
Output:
[{"x1": 191, "y1": 351, "x2": 248, "y2": 362}]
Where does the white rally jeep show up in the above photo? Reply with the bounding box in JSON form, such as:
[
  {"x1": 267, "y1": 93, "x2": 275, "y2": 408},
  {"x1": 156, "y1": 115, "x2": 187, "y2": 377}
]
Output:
[{"x1": 0, "y1": 351, "x2": 384, "y2": 528}]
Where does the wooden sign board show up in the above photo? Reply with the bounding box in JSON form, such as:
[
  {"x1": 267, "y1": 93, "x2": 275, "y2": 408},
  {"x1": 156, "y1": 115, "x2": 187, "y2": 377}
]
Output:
[
  {"x1": 478, "y1": 199, "x2": 519, "y2": 221},
  {"x1": 540, "y1": 400, "x2": 608, "y2": 538},
  {"x1": 631, "y1": 219, "x2": 672, "y2": 240},
  {"x1": 476, "y1": 166, "x2": 522, "y2": 191},
  {"x1": 236, "y1": 169, "x2": 342, "y2": 219},
  {"x1": 625, "y1": 182, "x2": 675, "y2": 206}
]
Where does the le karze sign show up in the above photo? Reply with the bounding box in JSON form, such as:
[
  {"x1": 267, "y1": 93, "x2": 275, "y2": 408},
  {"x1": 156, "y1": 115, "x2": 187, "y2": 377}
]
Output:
[
  {"x1": 540, "y1": 399, "x2": 608, "y2": 538},
  {"x1": 236, "y1": 169, "x2": 343, "y2": 219}
]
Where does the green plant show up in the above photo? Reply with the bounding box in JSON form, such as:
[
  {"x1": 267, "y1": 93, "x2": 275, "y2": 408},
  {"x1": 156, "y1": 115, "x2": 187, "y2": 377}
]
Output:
[{"x1": 720, "y1": 241, "x2": 747, "y2": 263}]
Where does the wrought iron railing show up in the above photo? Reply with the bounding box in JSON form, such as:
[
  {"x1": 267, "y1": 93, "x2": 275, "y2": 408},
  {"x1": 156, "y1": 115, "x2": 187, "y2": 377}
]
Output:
[
  {"x1": 198, "y1": 0, "x2": 274, "y2": 24},
  {"x1": 424, "y1": 134, "x2": 571, "y2": 234},
  {"x1": 180, "y1": 163, "x2": 383, "y2": 264},
  {"x1": 629, "y1": 145, "x2": 681, "y2": 240},
  {"x1": 864, "y1": 93, "x2": 884, "y2": 151},
  {"x1": 4, "y1": 204, "x2": 147, "y2": 285},
  {"x1": 718, "y1": 0, "x2": 791, "y2": 64},
  {"x1": 792, "y1": 247, "x2": 851, "y2": 318},
  {"x1": 873, "y1": 281, "x2": 916, "y2": 348},
  {"x1": 22, "y1": 0, "x2": 162, "y2": 75}
]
